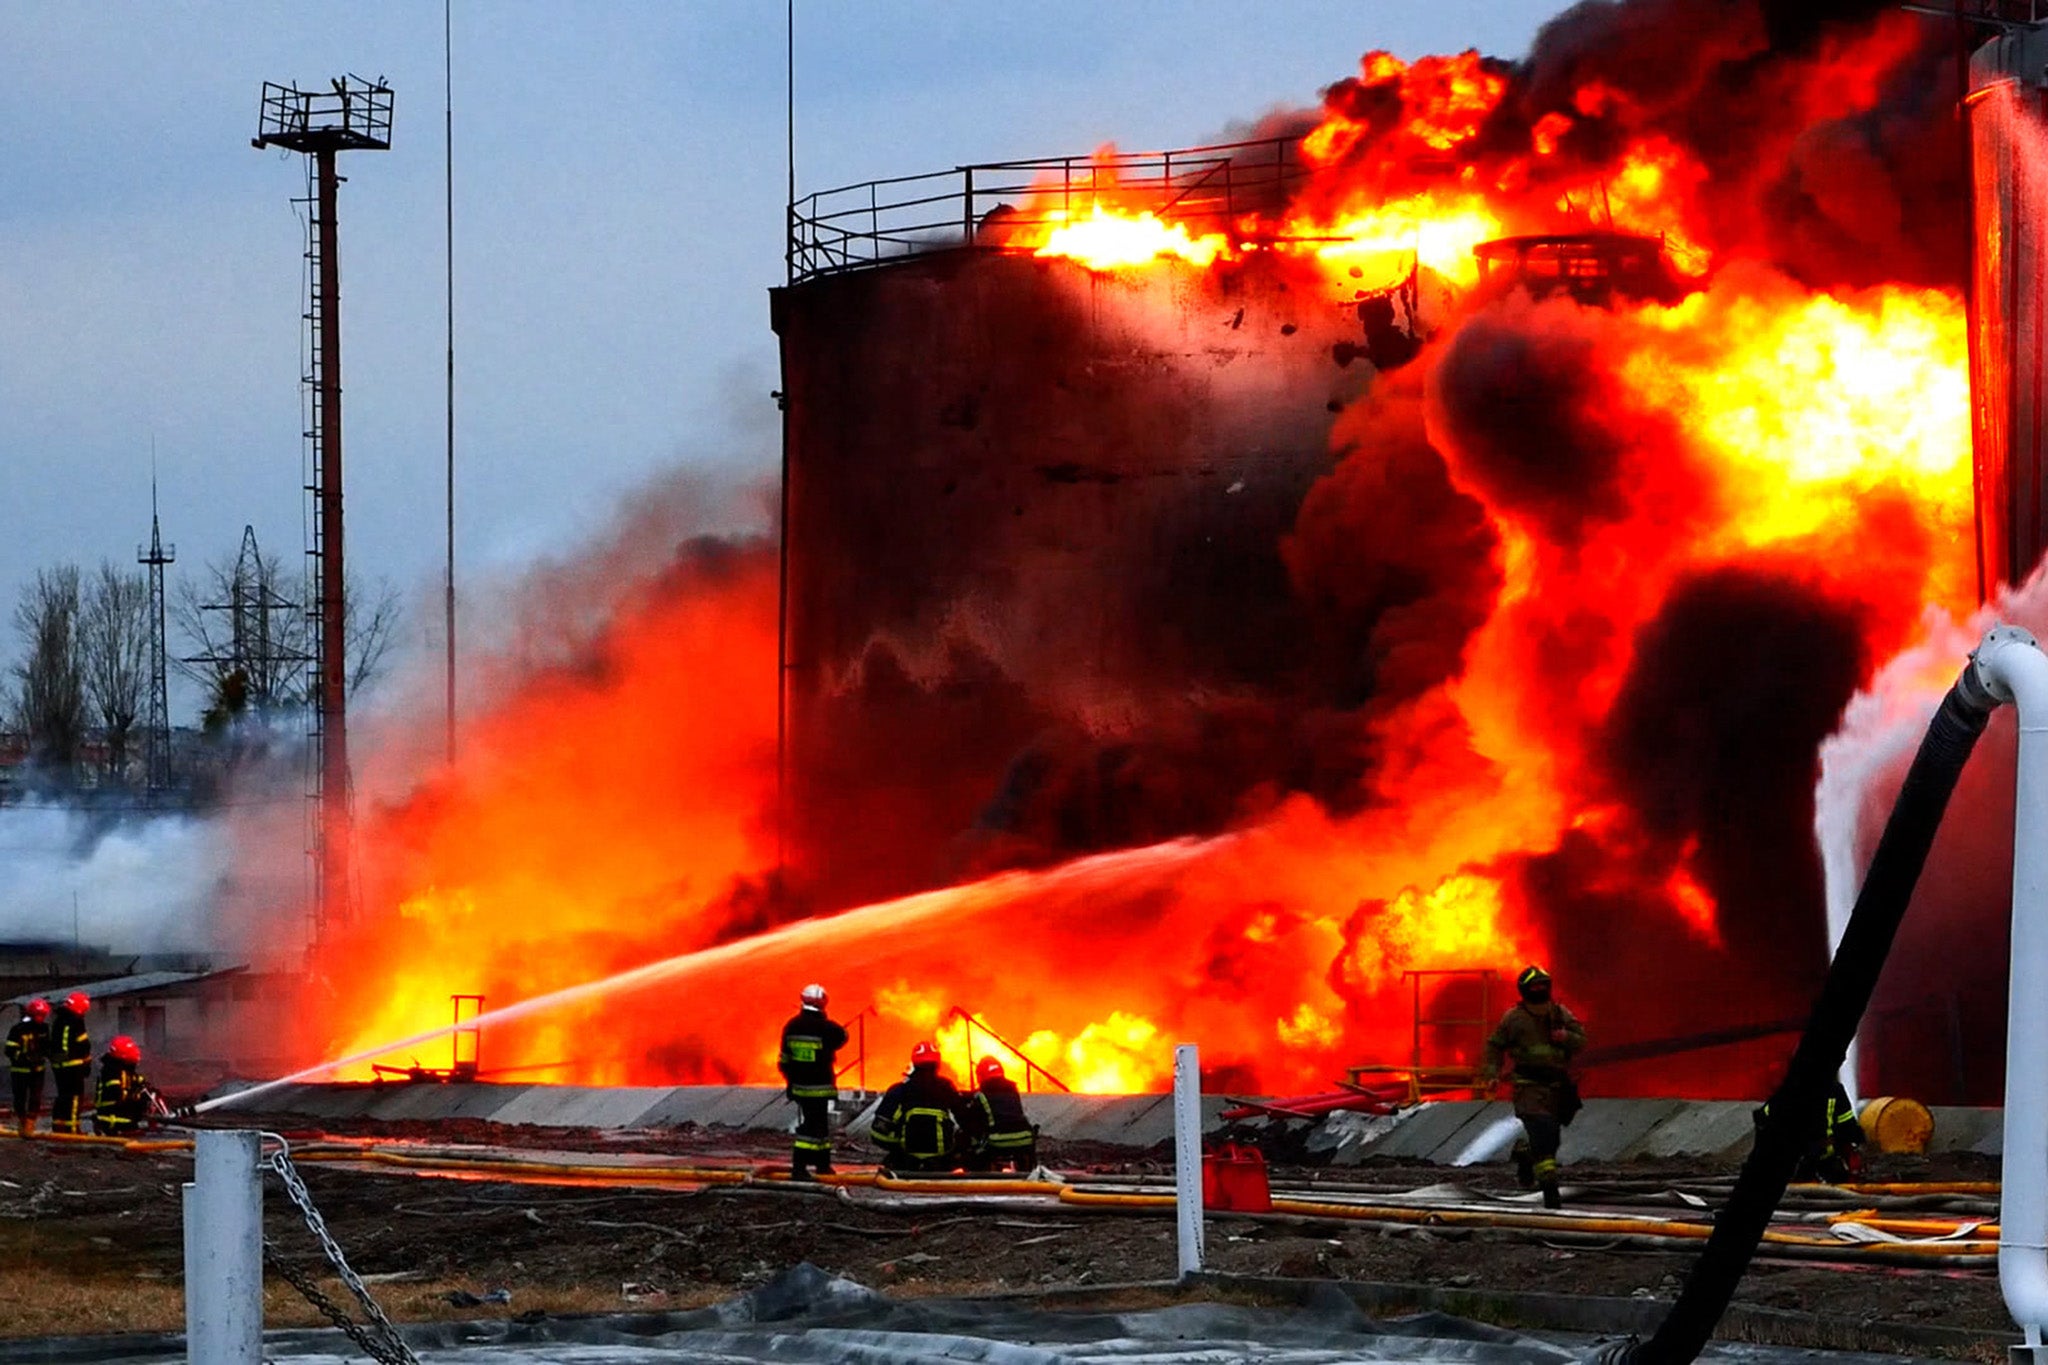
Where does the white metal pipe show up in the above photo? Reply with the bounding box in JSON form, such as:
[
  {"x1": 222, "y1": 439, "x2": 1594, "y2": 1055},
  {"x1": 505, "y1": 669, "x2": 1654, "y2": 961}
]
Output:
[
  {"x1": 1173, "y1": 1042, "x2": 1204, "y2": 1278},
  {"x1": 184, "y1": 1129, "x2": 264, "y2": 1365},
  {"x1": 1972, "y1": 626, "x2": 2048, "y2": 1348}
]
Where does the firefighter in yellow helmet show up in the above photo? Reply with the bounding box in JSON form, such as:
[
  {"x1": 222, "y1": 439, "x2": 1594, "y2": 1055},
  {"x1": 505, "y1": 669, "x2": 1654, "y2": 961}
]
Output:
[{"x1": 1479, "y1": 965, "x2": 1586, "y2": 1209}]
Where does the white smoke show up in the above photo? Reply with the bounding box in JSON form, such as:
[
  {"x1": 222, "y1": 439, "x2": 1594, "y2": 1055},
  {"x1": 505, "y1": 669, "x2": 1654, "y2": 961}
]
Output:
[
  {"x1": 1815, "y1": 566, "x2": 2048, "y2": 1098},
  {"x1": 0, "y1": 804, "x2": 227, "y2": 953},
  {"x1": 1816, "y1": 604, "x2": 1985, "y2": 951}
]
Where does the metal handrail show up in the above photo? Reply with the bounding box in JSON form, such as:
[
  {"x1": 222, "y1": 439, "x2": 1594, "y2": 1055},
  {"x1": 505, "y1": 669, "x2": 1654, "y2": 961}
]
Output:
[
  {"x1": 1346, "y1": 969, "x2": 1499, "y2": 1106},
  {"x1": 787, "y1": 136, "x2": 1308, "y2": 284},
  {"x1": 832, "y1": 1006, "x2": 879, "y2": 1094},
  {"x1": 946, "y1": 1006, "x2": 1072, "y2": 1094},
  {"x1": 255, "y1": 78, "x2": 393, "y2": 152}
]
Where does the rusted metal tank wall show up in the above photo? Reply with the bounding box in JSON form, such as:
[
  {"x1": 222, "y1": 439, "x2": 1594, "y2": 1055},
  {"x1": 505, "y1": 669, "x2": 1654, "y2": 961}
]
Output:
[
  {"x1": 1970, "y1": 26, "x2": 2048, "y2": 595},
  {"x1": 771, "y1": 250, "x2": 1372, "y2": 909},
  {"x1": 1859, "y1": 27, "x2": 2048, "y2": 1105}
]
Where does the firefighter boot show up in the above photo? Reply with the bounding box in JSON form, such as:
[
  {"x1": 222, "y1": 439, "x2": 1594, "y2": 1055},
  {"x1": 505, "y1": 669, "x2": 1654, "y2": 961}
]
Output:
[
  {"x1": 1542, "y1": 1182, "x2": 1563, "y2": 1210},
  {"x1": 1512, "y1": 1143, "x2": 1534, "y2": 1190},
  {"x1": 789, "y1": 1152, "x2": 813, "y2": 1182}
]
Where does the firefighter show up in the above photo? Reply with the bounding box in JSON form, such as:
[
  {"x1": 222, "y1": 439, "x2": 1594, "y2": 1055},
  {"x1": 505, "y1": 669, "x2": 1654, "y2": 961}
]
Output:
[
  {"x1": 5, "y1": 999, "x2": 51, "y2": 1137},
  {"x1": 1479, "y1": 965, "x2": 1586, "y2": 1209},
  {"x1": 47, "y1": 992, "x2": 92, "y2": 1135},
  {"x1": 92, "y1": 1036, "x2": 156, "y2": 1136},
  {"x1": 961, "y1": 1056, "x2": 1038, "y2": 1173},
  {"x1": 870, "y1": 1041, "x2": 965, "y2": 1174},
  {"x1": 777, "y1": 983, "x2": 847, "y2": 1180},
  {"x1": 1757, "y1": 1079, "x2": 1867, "y2": 1184}
]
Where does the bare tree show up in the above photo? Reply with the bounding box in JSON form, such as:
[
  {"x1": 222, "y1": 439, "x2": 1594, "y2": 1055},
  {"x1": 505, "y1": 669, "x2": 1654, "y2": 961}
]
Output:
[
  {"x1": 346, "y1": 577, "x2": 402, "y2": 696},
  {"x1": 11, "y1": 565, "x2": 86, "y2": 773},
  {"x1": 79, "y1": 560, "x2": 150, "y2": 779}
]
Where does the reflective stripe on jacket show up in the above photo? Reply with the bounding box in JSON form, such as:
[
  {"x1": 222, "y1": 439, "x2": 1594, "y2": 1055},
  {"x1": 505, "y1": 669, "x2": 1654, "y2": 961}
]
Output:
[
  {"x1": 873, "y1": 1071, "x2": 963, "y2": 1160},
  {"x1": 778, "y1": 1008, "x2": 848, "y2": 1098},
  {"x1": 94, "y1": 1058, "x2": 149, "y2": 1129},
  {"x1": 967, "y1": 1081, "x2": 1035, "y2": 1149},
  {"x1": 49, "y1": 1016, "x2": 90, "y2": 1070},
  {"x1": 4, "y1": 1021, "x2": 46, "y2": 1074}
]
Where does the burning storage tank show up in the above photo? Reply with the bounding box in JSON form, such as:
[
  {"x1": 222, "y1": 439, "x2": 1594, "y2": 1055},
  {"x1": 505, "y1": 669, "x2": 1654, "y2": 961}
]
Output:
[
  {"x1": 773, "y1": 143, "x2": 1436, "y2": 910},
  {"x1": 309, "y1": 35, "x2": 1983, "y2": 1096}
]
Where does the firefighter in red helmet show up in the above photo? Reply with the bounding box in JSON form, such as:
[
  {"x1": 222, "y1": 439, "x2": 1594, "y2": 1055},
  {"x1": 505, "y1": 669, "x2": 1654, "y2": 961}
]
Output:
[
  {"x1": 47, "y1": 992, "x2": 92, "y2": 1135},
  {"x1": 93, "y1": 1035, "x2": 156, "y2": 1136},
  {"x1": 962, "y1": 1056, "x2": 1038, "y2": 1173},
  {"x1": 777, "y1": 983, "x2": 848, "y2": 1181},
  {"x1": 870, "y1": 1042, "x2": 965, "y2": 1174},
  {"x1": 1479, "y1": 965, "x2": 1586, "y2": 1209},
  {"x1": 5, "y1": 999, "x2": 52, "y2": 1136}
]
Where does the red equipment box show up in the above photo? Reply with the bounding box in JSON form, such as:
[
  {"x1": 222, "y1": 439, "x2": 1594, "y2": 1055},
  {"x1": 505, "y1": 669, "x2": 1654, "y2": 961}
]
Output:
[{"x1": 1201, "y1": 1142, "x2": 1272, "y2": 1212}]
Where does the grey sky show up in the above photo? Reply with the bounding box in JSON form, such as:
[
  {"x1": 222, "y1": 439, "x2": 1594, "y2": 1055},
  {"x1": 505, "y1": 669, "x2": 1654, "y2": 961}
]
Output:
[{"x1": 1, "y1": 2, "x2": 1564, "y2": 722}]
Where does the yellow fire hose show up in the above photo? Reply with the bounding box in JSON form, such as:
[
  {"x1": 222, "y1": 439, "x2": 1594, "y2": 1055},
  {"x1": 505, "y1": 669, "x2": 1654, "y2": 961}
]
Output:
[
  {"x1": 288, "y1": 1147, "x2": 750, "y2": 1184},
  {"x1": 2, "y1": 1128, "x2": 2005, "y2": 1264},
  {"x1": 0, "y1": 1128, "x2": 192, "y2": 1152},
  {"x1": 1824, "y1": 1181, "x2": 2001, "y2": 1196},
  {"x1": 1265, "y1": 1197, "x2": 1995, "y2": 1252},
  {"x1": 1824, "y1": 1210, "x2": 1999, "y2": 1238}
]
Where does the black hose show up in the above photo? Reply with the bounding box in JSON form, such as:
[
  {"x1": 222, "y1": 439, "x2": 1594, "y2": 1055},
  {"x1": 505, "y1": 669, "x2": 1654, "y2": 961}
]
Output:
[{"x1": 1592, "y1": 664, "x2": 1999, "y2": 1364}]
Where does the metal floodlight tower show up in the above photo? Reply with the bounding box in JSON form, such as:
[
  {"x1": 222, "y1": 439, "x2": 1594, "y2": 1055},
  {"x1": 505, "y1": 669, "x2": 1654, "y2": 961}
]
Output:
[{"x1": 253, "y1": 77, "x2": 392, "y2": 943}]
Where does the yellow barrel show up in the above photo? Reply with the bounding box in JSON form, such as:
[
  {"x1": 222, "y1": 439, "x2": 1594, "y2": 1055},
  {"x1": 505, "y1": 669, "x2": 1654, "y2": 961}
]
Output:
[{"x1": 1859, "y1": 1096, "x2": 1935, "y2": 1154}]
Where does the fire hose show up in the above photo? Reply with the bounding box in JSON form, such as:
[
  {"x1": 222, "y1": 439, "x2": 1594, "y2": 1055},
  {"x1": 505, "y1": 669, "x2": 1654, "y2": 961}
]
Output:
[
  {"x1": 8, "y1": 1119, "x2": 2007, "y2": 1289},
  {"x1": 1587, "y1": 647, "x2": 2002, "y2": 1362},
  {"x1": 249, "y1": 1137, "x2": 2008, "y2": 1259}
]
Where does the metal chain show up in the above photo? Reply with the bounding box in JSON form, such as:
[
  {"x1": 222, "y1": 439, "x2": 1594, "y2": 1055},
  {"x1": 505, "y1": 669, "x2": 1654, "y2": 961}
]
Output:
[
  {"x1": 264, "y1": 1140, "x2": 421, "y2": 1365},
  {"x1": 265, "y1": 1240, "x2": 408, "y2": 1364}
]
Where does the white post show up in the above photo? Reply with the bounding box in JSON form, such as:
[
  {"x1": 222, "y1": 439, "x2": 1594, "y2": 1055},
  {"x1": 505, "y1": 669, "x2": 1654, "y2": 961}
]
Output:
[
  {"x1": 1972, "y1": 626, "x2": 2048, "y2": 1356},
  {"x1": 184, "y1": 1129, "x2": 264, "y2": 1365},
  {"x1": 1173, "y1": 1042, "x2": 1204, "y2": 1279}
]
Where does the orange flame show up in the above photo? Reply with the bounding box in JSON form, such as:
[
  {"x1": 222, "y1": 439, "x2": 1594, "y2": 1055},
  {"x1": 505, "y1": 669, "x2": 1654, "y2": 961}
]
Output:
[
  {"x1": 1034, "y1": 204, "x2": 1230, "y2": 270},
  {"x1": 292, "y1": 26, "x2": 1978, "y2": 1102}
]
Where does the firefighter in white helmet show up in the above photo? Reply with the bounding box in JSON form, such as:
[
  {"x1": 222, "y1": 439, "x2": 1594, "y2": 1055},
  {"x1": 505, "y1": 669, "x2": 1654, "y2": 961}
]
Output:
[{"x1": 777, "y1": 983, "x2": 847, "y2": 1180}]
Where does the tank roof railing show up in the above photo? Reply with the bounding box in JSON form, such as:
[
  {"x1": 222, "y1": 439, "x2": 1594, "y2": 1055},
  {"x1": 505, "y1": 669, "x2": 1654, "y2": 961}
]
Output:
[{"x1": 786, "y1": 136, "x2": 1308, "y2": 284}]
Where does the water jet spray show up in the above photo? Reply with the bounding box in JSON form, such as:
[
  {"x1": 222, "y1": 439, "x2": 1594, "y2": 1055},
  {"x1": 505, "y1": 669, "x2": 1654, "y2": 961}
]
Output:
[{"x1": 201, "y1": 836, "x2": 1223, "y2": 1115}]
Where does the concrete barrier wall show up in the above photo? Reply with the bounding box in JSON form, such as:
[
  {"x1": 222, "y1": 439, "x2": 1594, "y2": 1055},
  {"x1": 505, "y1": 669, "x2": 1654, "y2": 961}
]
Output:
[{"x1": 210, "y1": 1082, "x2": 2003, "y2": 1162}]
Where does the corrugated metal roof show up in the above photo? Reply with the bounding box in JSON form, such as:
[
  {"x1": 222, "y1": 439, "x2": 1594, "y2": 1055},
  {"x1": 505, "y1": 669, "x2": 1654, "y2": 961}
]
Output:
[{"x1": 3, "y1": 964, "x2": 246, "y2": 1005}]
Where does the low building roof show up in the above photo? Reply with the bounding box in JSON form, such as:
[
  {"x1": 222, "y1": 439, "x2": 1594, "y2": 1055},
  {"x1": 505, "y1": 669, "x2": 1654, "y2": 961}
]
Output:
[{"x1": 3, "y1": 964, "x2": 247, "y2": 1006}]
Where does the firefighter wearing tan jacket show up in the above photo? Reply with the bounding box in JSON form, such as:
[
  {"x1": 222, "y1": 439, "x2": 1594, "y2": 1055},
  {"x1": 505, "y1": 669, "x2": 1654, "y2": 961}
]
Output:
[{"x1": 1479, "y1": 965, "x2": 1586, "y2": 1209}]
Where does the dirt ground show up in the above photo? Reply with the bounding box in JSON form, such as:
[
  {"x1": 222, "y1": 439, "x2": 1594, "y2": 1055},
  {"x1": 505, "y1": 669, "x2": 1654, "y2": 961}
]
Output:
[{"x1": 0, "y1": 1117, "x2": 2014, "y2": 1359}]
